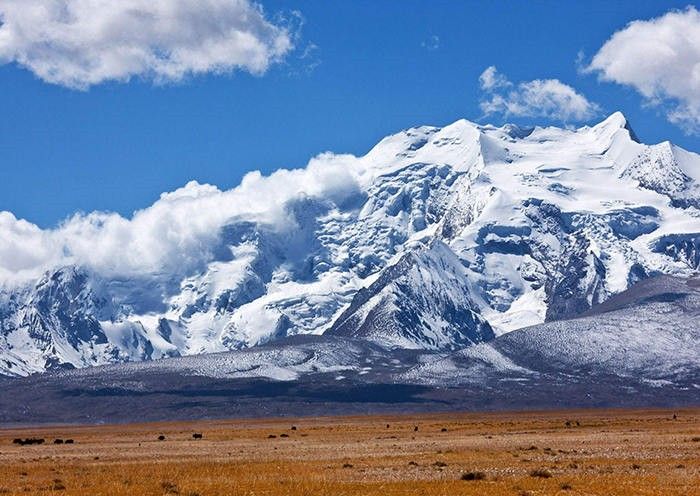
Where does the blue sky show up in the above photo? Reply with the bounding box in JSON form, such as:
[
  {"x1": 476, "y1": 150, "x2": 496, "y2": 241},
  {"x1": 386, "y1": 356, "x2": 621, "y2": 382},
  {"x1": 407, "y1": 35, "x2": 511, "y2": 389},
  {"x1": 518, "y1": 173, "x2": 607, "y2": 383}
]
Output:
[{"x1": 0, "y1": 0, "x2": 698, "y2": 227}]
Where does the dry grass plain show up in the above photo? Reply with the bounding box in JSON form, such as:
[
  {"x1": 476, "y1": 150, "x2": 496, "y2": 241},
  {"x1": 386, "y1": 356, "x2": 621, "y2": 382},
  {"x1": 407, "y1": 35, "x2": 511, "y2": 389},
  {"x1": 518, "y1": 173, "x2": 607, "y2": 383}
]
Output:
[{"x1": 0, "y1": 408, "x2": 698, "y2": 496}]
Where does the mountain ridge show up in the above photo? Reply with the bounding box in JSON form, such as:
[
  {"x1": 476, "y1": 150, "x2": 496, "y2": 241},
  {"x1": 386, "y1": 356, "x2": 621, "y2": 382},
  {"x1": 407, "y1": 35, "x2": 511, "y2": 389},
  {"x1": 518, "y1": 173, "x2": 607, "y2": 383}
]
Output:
[
  {"x1": 1, "y1": 273, "x2": 697, "y2": 423},
  {"x1": 1, "y1": 111, "x2": 700, "y2": 376}
]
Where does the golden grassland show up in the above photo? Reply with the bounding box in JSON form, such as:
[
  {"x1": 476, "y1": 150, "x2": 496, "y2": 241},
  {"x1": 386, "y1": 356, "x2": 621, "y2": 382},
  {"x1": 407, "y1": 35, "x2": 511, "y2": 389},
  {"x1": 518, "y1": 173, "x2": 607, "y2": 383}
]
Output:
[{"x1": 0, "y1": 408, "x2": 698, "y2": 495}]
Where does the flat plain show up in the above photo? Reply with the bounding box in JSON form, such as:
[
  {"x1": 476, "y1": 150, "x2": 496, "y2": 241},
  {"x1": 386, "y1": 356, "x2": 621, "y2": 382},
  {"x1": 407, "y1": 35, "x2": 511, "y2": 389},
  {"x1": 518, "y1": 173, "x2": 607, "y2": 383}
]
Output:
[{"x1": 0, "y1": 408, "x2": 698, "y2": 496}]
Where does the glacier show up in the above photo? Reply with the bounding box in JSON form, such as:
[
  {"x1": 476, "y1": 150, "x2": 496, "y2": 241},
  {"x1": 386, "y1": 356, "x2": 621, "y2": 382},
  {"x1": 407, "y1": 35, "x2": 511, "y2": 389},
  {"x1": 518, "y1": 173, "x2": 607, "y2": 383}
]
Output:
[{"x1": 1, "y1": 111, "x2": 700, "y2": 376}]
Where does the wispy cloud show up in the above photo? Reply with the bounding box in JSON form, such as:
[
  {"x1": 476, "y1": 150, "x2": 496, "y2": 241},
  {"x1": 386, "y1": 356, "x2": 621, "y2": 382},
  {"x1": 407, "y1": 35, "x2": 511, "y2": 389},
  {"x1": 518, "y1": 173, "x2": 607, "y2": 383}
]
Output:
[
  {"x1": 478, "y1": 66, "x2": 510, "y2": 91},
  {"x1": 585, "y1": 6, "x2": 700, "y2": 135},
  {"x1": 478, "y1": 66, "x2": 600, "y2": 122},
  {"x1": 421, "y1": 35, "x2": 440, "y2": 51},
  {"x1": 295, "y1": 42, "x2": 321, "y2": 75},
  {"x1": 0, "y1": 0, "x2": 295, "y2": 90}
]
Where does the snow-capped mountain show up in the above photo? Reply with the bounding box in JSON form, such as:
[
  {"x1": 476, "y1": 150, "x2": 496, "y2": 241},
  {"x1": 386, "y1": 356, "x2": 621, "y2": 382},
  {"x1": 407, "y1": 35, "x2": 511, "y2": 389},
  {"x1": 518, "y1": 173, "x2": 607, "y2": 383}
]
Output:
[
  {"x1": 1, "y1": 111, "x2": 700, "y2": 376},
  {"x1": 2, "y1": 274, "x2": 698, "y2": 423}
]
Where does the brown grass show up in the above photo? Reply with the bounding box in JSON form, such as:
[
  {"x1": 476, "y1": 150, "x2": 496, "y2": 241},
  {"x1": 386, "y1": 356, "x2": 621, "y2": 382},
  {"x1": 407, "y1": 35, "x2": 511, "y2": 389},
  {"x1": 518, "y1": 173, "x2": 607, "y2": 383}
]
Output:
[{"x1": 0, "y1": 408, "x2": 698, "y2": 495}]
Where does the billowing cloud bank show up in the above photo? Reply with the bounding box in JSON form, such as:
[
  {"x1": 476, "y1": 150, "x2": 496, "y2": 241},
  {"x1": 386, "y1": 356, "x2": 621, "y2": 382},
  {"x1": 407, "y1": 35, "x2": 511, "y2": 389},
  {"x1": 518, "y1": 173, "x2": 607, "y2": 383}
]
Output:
[
  {"x1": 0, "y1": 152, "x2": 361, "y2": 285},
  {"x1": 587, "y1": 6, "x2": 700, "y2": 134},
  {"x1": 479, "y1": 66, "x2": 599, "y2": 122},
  {"x1": 0, "y1": 0, "x2": 294, "y2": 89}
]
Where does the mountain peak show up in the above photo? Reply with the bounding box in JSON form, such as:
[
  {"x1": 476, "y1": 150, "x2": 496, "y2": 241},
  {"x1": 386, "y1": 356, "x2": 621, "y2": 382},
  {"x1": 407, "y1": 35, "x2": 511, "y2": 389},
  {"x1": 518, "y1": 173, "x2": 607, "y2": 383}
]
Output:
[
  {"x1": 591, "y1": 111, "x2": 640, "y2": 142},
  {"x1": 328, "y1": 240, "x2": 494, "y2": 350},
  {"x1": 605, "y1": 110, "x2": 627, "y2": 125},
  {"x1": 591, "y1": 111, "x2": 626, "y2": 132}
]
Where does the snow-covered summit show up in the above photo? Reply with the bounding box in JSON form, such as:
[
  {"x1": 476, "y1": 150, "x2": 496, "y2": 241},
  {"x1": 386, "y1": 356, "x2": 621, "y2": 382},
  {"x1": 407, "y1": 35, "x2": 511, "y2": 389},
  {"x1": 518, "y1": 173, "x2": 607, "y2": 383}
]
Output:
[
  {"x1": 328, "y1": 240, "x2": 494, "y2": 349},
  {"x1": 1, "y1": 112, "x2": 700, "y2": 376}
]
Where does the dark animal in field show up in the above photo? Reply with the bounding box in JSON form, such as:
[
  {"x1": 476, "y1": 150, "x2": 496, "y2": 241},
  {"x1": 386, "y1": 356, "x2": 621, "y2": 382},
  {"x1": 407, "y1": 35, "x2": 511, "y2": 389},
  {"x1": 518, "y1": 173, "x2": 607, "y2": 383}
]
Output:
[
  {"x1": 65, "y1": 439, "x2": 74, "y2": 444},
  {"x1": 414, "y1": 426, "x2": 419, "y2": 432},
  {"x1": 13, "y1": 438, "x2": 45, "y2": 446},
  {"x1": 192, "y1": 433, "x2": 203, "y2": 439},
  {"x1": 291, "y1": 426, "x2": 297, "y2": 431},
  {"x1": 157, "y1": 435, "x2": 166, "y2": 441},
  {"x1": 54, "y1": 439, "x2": 64, "y2": 444},
  {"x1": 461, "y1": 471, "x2": 486, "y2": 481}
]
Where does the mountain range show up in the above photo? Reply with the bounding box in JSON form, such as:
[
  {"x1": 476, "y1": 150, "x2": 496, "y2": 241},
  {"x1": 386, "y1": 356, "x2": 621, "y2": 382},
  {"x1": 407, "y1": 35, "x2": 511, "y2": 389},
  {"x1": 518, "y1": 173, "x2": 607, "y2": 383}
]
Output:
[
  {"x1": 1, "y1": 111, "x2": 700, "y2": 394},
  {"x1": 1, "y1": 273, "x2": 697, "y2": 423}
]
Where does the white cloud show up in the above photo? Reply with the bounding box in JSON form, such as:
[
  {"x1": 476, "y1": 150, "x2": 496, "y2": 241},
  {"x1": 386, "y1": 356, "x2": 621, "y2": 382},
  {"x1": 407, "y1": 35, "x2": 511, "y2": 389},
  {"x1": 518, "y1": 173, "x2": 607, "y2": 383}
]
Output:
[
  {"x1": 0, "y1": 153, "x2": 362, "y2": 286},
  {"x1": 0, "y1": 212, "x2": 60, "y2": 277},
  {"x1": 478, "y1": 66, "x2": 599, "y2": 122},
  {"x1": 586, "y1": 6, "x2": 700, "y2": 134},
  {"x1": 479, "y1": 66, "x2": 600, "y2": 122},
  {"x1": 0, "y1": 0, "x2": 294, "y2": 89},
  {"x1": 478, "y1": 65, "x2": 509, "y2": 91}
]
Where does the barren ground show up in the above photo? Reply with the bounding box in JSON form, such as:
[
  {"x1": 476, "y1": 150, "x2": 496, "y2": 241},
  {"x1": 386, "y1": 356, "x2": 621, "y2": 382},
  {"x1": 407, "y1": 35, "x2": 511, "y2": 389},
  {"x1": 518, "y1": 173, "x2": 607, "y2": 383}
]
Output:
[{"x1": 0, "y1": 408, "x2": 698, "y2": 495}]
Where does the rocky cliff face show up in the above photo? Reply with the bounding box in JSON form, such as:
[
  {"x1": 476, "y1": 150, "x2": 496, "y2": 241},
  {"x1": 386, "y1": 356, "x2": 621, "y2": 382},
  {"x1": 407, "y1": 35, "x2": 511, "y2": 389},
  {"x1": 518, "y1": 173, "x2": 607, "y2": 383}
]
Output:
[{"x1": 328, "y1": 240, "x2": 494, "y2": 349}]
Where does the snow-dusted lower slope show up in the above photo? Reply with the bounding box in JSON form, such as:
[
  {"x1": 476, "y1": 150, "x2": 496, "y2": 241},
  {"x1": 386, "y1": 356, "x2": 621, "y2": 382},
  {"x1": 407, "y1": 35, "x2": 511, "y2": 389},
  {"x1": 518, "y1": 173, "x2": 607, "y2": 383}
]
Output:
[
  {"x1": 2, "y1": 112, "x2": 700, "y2": 375},
  {"x1": 1, "y1": 275, "x2": 697, "y2": 423},
  {"x1": 400, "y1": 275, "x2": 700, "y2": 390}
]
